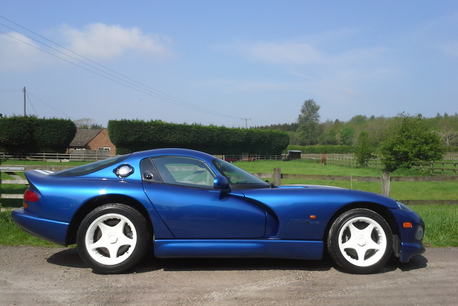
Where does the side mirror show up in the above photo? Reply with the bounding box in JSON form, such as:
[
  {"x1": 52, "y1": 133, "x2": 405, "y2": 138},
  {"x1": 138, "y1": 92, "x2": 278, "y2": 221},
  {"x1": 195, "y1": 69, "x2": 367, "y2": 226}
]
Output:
[{"x1": 213, "y1": 175, "x2": 231, "y2": 192}]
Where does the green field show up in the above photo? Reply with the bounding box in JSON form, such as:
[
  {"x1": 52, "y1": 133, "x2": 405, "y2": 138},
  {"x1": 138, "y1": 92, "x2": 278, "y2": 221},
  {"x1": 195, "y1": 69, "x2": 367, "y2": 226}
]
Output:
[{"x1": 233, "y1": 159, "x2": 458, "y2": 200}]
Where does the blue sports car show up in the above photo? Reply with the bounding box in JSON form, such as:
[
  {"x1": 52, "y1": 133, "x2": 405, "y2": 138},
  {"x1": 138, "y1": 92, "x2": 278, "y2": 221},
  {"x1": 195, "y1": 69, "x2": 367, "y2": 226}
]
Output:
[{"x1": 12, "y1": 148, "x2": 425, "y2": 274}]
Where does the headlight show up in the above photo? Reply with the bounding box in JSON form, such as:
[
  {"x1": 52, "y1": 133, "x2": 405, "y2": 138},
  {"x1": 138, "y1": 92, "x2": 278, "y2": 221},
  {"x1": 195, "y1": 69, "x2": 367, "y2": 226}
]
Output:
[
  {"x1": 415, "y1": 225, "x2": 424, "y2": 240},
  {"x1": 396, "y1": 201, "x2": 414, "y2": 212}
]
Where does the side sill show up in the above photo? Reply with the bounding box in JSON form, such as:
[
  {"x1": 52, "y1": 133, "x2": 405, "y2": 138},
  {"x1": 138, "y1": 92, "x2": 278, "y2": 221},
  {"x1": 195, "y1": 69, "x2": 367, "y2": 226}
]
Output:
[{"x1": 154, "y1": 239, "x2": 323, "y2": 260}]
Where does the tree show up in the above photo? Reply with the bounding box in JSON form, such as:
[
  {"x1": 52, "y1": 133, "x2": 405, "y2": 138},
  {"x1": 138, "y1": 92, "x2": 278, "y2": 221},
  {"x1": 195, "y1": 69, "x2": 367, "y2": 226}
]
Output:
[
  {"x1": 364, "y1": 116, "x2": 389, "y2": 145},
  {"x1": 438, "y1": 119, "x2": 458, "y2": 151},
  {"x1": 354, "y1": 131, "x2": 374, "y2": 167},
  {"x1": 74, "y1": 118, "x2": 103, "y2": 129},
  {"x1": 296, "y1": 99, "x2": 320, "y2": 145},
  {"x1": 379, "y1": 113, "x2": 445, "y2": 172},
  {"x1": 339, "y1": 126, "x2": 355, "y2": 145},
  {"x1": 318, "y1": 130, "x2": 338, "y2": 145},
  {"x1": 349, "y1": 115, "x2": 368, "y2": 125}
]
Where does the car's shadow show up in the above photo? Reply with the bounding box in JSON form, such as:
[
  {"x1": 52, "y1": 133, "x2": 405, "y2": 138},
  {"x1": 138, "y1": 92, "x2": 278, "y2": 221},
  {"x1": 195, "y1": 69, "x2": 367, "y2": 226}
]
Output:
[{"x1": 47, "y1": 247, "x2": 428, "y2": 274}]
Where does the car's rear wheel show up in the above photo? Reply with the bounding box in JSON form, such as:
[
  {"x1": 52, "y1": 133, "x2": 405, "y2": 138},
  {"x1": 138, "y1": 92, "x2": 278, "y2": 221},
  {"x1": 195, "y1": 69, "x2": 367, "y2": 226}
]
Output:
[
  {"x1": 327, "y1": 208, "x2": 393, "y2": 274},
  {"x1": 77, "y1": 203, "x2": 151, "y2": 274}
]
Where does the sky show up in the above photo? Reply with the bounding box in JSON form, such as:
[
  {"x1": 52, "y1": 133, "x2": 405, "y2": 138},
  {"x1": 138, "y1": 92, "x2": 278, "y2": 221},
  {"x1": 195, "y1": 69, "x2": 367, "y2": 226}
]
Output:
[{"x1": 0, "y1": 0, "x2": 457, "y2": 128}]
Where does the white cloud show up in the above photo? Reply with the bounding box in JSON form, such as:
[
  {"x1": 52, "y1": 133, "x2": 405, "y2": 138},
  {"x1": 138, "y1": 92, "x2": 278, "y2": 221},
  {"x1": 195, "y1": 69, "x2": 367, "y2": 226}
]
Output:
[
  {"x1": 61, "y1": 23, "x2": 174, "y2": 60},
  {"x1": 0, "y1": 23, "x2": 175, "y2": 71},
  {"x1": 0, "y1": 32, "x2": 51, "y2": 71}
]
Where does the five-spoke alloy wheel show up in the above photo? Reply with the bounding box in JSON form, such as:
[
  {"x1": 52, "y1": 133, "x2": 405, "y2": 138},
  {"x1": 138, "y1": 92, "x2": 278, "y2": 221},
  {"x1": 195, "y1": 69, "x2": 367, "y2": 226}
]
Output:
[
  {"x1": 327, "y1": 208, "x2": 393, "y2": 274},
  {"x1": 77, "y1": 203, "x2": 151, "y2": 274}
]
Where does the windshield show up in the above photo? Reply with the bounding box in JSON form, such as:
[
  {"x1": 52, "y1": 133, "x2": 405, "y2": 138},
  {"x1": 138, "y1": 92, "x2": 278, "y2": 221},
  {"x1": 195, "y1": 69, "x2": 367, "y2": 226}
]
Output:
[{"x1": 212, "y1": 158, "x2": 269, "y2": 189}]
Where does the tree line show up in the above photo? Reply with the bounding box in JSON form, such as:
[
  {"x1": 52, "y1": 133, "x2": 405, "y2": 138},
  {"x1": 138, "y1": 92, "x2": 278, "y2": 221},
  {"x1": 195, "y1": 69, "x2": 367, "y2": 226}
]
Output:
[{"x1": 255, "y1": 99, "x2": 458, "y2": 152}]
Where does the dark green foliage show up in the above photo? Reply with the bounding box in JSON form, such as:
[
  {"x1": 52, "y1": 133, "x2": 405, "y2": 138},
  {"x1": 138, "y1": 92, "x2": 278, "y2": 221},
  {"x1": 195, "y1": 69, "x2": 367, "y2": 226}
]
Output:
[
  {"x1": 0, "y1": 116, "x2": 35, "y2": 153},
  {"x1": 0, "y1": 116, "x2": 76, "y2": 153},
  {"x1": 354, "y1": 131, "x2": 375, "y2": 166},
  {"x1": 34, "y1": 119, "x2": 77, "y2": 152},
  {"x1": 108, "y1": 120, "x2": 290, "y2": 155},
  {"x1": 379, "y1": 113, "x2": 446, "y2": 172},
  {"x1": 297, "y1": 99, "x2": 321, "y2": 145},
  {"x1": 255, "y1": 122, "x2": 299, "y2": 132},
  {"x1": 285, "y1": 145, "x2": 354, "y2": 154}
]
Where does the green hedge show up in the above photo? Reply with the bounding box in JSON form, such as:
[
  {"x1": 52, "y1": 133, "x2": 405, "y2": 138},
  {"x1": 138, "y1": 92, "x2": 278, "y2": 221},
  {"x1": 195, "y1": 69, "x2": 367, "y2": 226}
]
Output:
[
  {"x1": 284, "y1": 145, "x2": 355, "y2": 154},
  {"x1": 0, "y1": 116, "x2": 35, "y2": 153},
  {"x1": 108, "y1": 120, "x2": 290, "y2": 155},
  {"x1": 0, "y1": 116, "x2": 76, "y2": 153}
]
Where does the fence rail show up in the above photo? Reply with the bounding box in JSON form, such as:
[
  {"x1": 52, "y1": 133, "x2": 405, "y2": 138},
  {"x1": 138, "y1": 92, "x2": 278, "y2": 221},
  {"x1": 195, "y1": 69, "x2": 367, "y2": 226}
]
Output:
[
  {"x1": 303, "y1": 154, "x2": 458, "y2": 175},
  {"x1": 0, "y1": 166, "x2": 26, "y2": 200},
  {"x1": 0, "y1": 151, "x2": 116, "y2": 162}
]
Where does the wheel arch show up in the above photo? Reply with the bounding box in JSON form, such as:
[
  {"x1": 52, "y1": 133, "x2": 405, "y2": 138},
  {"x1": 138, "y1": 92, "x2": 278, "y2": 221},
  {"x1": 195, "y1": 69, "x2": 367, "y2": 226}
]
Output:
[
  {"x1": 323, "y1": 201, "x2": 399, "y2": 246},
  {"x1": 66, "y1": 194, "x2": 153, "y2": 245}
]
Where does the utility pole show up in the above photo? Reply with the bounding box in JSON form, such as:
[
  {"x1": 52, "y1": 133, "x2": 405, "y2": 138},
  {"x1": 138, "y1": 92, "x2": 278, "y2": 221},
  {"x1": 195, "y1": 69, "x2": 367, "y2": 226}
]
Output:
[
  {"x1": 23, "y1": 87, "x2": 26, "y2": 116},
  {"x1": 241, "y1": 118, "x2": 251, "y2": 129}
]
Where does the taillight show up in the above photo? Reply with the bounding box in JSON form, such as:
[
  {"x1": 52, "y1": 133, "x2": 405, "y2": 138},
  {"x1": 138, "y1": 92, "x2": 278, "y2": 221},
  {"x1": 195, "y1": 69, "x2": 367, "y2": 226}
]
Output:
[{"x1": 24, "y1": 189, "x2": 40, "y2": 202}]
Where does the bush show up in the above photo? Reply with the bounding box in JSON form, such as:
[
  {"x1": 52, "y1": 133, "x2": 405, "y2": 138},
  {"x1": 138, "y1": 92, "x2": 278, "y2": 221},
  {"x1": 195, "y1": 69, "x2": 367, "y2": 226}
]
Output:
[{"x1": 379, "y1": 113, "x2": 445, "y2": 172}]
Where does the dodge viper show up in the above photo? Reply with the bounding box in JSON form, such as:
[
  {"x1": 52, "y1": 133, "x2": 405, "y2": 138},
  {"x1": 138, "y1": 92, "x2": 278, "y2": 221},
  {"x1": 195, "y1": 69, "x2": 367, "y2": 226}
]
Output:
[{"x1": 12, "y1": 148, "x2": 425, "y2": 274}]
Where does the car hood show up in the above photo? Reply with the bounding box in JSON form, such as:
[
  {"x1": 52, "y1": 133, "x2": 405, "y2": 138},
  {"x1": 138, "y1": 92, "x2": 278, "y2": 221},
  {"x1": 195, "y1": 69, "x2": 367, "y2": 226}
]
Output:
[{"x1": 240, "y1": 185, "x2": 398, "y2": 209}]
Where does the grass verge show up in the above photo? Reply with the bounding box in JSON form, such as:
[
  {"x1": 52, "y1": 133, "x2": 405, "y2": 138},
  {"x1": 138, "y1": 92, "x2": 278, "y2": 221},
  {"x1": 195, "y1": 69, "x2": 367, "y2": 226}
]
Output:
[
  {"x1": 0, "y1": 210, "x2": 60, "y2": 247},
  {"x1": 411, "y1": 205, "x2": 458, "y2": 247}
]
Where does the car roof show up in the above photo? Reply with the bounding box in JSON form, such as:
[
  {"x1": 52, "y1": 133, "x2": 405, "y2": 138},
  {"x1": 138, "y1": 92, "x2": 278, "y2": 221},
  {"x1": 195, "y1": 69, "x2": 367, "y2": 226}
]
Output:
[{"x1": 130, "y1": 148, "x2": 217, "y2": 163}]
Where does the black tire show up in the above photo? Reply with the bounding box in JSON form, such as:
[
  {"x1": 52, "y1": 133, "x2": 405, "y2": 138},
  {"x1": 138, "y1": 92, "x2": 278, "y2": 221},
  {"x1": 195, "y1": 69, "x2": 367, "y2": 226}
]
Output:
[
  {"x1": 327, "y1": 208, "x2": 393, "y2": 274},
  {"x1": 76, "y1": 203, "x2": 152, "y2": 274}
]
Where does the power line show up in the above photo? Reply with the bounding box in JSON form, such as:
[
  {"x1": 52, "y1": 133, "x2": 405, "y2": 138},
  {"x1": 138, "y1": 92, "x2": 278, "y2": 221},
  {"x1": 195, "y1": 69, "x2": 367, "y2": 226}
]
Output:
[
  {"x1": 25, "y1": 91, "x2": 38, "y2": 116},
  {"x1": 27, "y1": 91, "x2": 73, "y2": 118},
  {"x1": 0, "y1": 15, "x2": 243, "y2": 120}
]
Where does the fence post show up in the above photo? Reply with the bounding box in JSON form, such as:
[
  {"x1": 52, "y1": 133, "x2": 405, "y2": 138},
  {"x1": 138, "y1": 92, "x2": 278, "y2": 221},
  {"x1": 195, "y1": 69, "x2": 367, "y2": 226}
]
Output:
[
  {"x1": 274, "y1": 168, "x2": 281, "y2": 186},
  {"x1": 381, "y1": 171, "x2": 390, "y2": 197}
]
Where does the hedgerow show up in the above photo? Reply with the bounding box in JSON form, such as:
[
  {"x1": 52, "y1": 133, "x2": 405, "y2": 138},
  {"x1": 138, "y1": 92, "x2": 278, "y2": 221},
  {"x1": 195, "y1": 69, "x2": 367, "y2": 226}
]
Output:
[
  {"x1": 108, "y1": 120, "x2": 290, "y2": 155},
  {"x1": 0, "y1": 116, "x2": 76, "y2": 153}
]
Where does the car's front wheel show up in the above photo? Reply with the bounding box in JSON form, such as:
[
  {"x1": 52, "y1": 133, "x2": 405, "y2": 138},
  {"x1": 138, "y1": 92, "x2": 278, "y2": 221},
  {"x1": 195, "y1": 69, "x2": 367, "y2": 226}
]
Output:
[
  {"x1": 77, "y1": 203, "x2": 151, "y2": 274},
  {"x1": 327, "y1": 208, "x2": 393, "y2": 274}
]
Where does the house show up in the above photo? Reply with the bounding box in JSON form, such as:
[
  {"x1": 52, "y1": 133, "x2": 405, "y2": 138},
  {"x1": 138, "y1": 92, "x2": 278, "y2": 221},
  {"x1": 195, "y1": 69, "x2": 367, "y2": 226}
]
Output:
[{"x1": 67, "y1": 129, "x2": 116, "y2": 154}]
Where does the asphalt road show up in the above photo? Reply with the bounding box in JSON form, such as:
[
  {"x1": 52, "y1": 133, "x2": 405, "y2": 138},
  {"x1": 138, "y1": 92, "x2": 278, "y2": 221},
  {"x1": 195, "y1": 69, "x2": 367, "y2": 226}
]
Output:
[{"x1": 0, "y1": 246, "x2": 457, "y2": 305}]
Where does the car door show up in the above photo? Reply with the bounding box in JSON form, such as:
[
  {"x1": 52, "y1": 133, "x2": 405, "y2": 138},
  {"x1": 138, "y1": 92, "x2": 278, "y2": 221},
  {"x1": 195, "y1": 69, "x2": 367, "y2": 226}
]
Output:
[{"x1": 141, "y1": 156, "x2": 266, "y2": 239}]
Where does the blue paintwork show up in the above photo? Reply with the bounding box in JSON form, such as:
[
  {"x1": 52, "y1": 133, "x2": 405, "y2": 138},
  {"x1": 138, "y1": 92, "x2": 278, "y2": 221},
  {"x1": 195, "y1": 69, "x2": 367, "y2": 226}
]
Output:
[
  {"x1": 154, "y1": 239, "x2": 323, "y2": 259},
  {"x1": 12, "y1": 208, "x2": 69, "y2": 245},
  {"x1": 12, "y1": 148, "x2": 425, "y2": 264}
]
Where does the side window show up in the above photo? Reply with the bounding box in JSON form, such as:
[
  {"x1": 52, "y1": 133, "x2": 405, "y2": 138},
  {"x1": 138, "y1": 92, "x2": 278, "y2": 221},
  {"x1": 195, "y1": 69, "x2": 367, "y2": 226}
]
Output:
[
  {"x1": 140, "y1": 158, "x2": 162, "y2": 182},
  {"x1": 151, "y1": 156, "x2": 216, "y2": 188}
]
